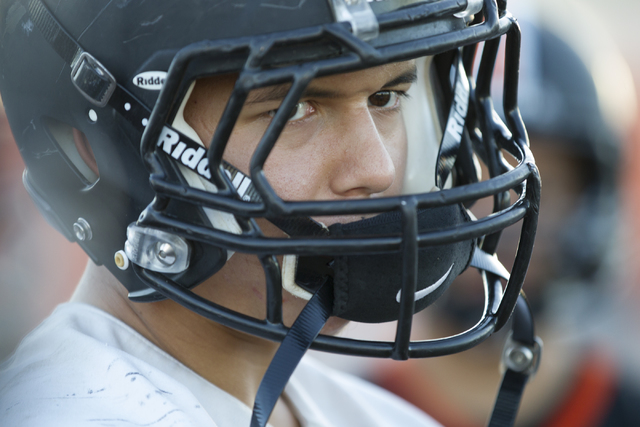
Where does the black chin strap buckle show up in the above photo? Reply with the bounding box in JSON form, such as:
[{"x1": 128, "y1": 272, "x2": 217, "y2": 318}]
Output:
[
  {"x1": 487, "y1": 295, "x2": 542, "y2": 427},
  {"x1": 500, "y1": 334, "x2": 542, "y2": 377}
]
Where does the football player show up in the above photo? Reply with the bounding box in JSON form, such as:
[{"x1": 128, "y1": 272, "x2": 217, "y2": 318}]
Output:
[{"x1": 0, "y1": 1, "x2": 540, "y2": 426}]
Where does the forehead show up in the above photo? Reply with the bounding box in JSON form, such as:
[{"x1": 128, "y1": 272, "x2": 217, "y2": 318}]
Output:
[
  {"x1": 192, "y1": 60, "x2": 418, "y2": 104},
  {"x1": 253, "y1": 60, "x2": 418, "y2": 103},
  {"x1": 307, "y1": 61, "x2": 418, "y2": 93}
]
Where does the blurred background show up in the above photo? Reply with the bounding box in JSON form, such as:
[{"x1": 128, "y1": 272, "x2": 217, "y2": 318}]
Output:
[
  {"x1": 0, "y1": 104, "x2": 87, "y2": 360},
  {"x1": 2, "y1": 2, "x2": 640, "y2": 425},
  {"x1": 365, "y1": 1, "x2": 640, "y2": 425},
  {"x1": 580, "y1": 0, "x2": 640, "y2": 383}
]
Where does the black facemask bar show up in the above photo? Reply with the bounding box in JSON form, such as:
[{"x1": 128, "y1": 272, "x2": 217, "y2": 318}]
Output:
[{"x1": 131, "y1": 0, "x2": 539, "y2": 360}]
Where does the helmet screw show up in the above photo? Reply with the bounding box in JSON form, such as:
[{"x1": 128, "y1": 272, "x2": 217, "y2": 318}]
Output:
[
  {"x1": 73, "y1": 218, "x2": 93, "y2": 241},
  {"x1": 155, "y1": 242, "x2": 177, "y2": 266},
  {"x1": 114, "y1": 250, "x2": 130, "y2": 270},
  {"x1": 506, "y1": 346, "x2": 534, "y2": 372}
]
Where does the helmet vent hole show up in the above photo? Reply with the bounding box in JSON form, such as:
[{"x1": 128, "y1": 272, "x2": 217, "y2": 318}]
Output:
[{"x1": 42, "y1": 117, "x2": 100, "y2": 187}]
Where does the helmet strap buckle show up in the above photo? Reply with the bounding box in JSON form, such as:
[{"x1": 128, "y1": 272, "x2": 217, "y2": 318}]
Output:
[{"x1": 71, "y1": 51, "x2": 117, "y2": 107}]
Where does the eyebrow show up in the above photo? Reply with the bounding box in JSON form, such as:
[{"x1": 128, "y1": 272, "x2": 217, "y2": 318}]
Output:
[{"x1": 244, "y1": 65, "x2": 418, "y2": 105}]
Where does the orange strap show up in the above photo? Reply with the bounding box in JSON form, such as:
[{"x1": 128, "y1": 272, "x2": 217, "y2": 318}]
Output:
[{"x1": 544, "y1": 351, "x2": 617, "y2": 427}]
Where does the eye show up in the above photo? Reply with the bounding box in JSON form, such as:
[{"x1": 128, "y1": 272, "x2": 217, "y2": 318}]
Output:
[
  {"x1": 368, "y1": 90, "x2": 403, "y2": 109},
  {"x1": 287, "y1": 101, "x2": 313, "y2": 121},
  {"x1": 269, "y1": 101, "x2": 315, "y2": 122}
]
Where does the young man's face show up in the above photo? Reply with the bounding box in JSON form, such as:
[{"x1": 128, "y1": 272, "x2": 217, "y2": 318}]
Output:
[{"x1": 183, "y1": 61, "x2": 416, "y2": 328}]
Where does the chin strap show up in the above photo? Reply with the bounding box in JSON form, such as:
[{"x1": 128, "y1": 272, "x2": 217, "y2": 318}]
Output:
[
  {"x1": 469, "y1": 251, "x2": 542, "y2": 427},
  {"x1": 487, "y1": 294, "x2": 542, "y2": 427},
  {"x1": 250, "y1": 279, "x2": 334, "y2": 427},
  {"x1": 250, "y1": 265, "x2": 538, "y2": 427},
  {"x1": 470, "y1": 248, "x2": 512, "y2": 281}
]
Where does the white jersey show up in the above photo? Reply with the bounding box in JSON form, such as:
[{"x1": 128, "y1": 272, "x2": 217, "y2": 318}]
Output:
[{"x1": 0, "y1": 303, "x2": 440, "y2": 427}]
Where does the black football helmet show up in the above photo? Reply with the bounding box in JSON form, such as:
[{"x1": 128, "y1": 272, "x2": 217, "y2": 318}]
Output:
[{"x1": 0, "y1": 0, "x2": 540, "y2": 425}]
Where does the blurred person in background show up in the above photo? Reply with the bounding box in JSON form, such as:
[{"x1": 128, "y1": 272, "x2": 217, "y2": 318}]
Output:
[
  {"x1": 0, "y1": 100, "x2": 87, "y2": 361},
  {"x1": 372, "y1": 0, "x2": 640, "y2": 426}
]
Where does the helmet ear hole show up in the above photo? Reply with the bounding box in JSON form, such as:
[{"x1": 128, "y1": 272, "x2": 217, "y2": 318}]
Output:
[
  {"x1": 42, "y1": 117, "x2": 99, "y2": 187},
  {"x1": 72, "y1": 128, "x2": 99, "y2": 177}
]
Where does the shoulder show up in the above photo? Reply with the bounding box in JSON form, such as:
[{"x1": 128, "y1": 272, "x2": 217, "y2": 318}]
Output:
[
  {"x1": 0, "y1": 303, "x2": 215, "y2": 427},
  {"x1": 288, "y1": 356, "x2": 441, "y2": 427}
]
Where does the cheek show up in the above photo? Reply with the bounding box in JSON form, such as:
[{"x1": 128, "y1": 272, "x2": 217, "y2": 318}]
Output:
[
  {"x1": 263, "y1": 150, "x2": 325, "y2": 201},
  {"x1": 221, "y1": 126, "x2": 260, "y2": 176},
  {"x1": 227, "y1": 124, "x2": 328, "y2": 202},
  {"x1": 223, "y1": 114, "x2": 408, "y2": 201},
  {"x1": 379, "y1": 116, "x2": 408, "y2": 192}
]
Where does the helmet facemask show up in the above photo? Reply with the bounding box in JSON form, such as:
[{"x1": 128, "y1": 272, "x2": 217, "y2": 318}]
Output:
[{"x1": 132, "y1": 24, "x2": 537, "y2": 361}]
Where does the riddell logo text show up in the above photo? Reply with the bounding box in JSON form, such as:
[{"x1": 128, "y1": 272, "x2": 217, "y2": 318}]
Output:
[
  {"x1": 157, "y1": 126, "x2": 212, "y2": 179},
  {"x1": 137, "y1": 76, "x2": 164, "y2": 86},
  {"x1": 444, "y1": 74, "x2": 470, "y2": 143},
  {"x1": 157, "y1": 126, "x2": 255, "y2": 201},
  {"x1": 133, "y1": 71, "x2": 167, "y2": 90}
]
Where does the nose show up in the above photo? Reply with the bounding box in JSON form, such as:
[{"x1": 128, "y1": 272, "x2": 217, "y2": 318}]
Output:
[{"x1": 328, "y1": 108, "x2": 398, "y2": 198}]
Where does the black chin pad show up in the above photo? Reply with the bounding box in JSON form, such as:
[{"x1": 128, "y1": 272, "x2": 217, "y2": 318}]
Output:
[{"x1": 304, "y1": 204, "x2": 475, "y2": 323}]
